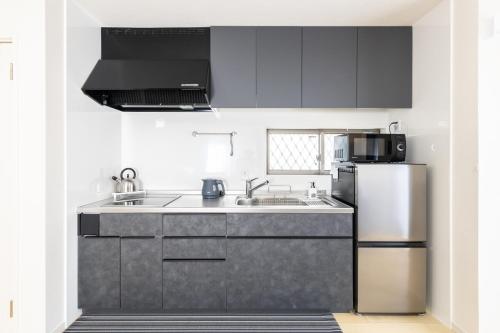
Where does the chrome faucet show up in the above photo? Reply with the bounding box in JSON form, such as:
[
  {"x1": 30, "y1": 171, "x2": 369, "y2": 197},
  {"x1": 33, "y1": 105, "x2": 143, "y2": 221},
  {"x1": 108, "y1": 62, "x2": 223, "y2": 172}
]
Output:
[{"x1": 245, "y1": 177, "x2": 269, "y2": 198}]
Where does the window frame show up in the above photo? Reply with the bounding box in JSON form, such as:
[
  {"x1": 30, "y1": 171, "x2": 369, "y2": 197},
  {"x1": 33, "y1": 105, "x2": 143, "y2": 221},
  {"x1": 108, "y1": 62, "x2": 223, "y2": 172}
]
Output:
[{"x1": 266, "y1": 128, "x2": 380, "y2": 175}]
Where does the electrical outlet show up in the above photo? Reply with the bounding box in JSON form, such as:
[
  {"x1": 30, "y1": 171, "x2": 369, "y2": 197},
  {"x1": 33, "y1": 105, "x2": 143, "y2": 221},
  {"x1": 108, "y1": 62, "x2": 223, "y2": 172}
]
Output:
[{"x1": 393, "y1": 120, "x2": 404, "y2": 133}]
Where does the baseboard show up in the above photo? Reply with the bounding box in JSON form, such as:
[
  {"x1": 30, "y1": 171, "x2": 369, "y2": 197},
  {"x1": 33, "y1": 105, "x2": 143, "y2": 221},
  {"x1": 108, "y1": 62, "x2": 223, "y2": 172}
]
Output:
[{"x1": 50, "y1": 322, "x2": 66, "y2": 333}]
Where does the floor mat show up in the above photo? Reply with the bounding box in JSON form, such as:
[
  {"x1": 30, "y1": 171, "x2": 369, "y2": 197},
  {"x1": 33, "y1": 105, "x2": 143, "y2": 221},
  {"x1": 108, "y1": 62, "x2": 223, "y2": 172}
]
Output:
[{"x1": 64, "y1": 313, "x2": 343, "y2": 332}]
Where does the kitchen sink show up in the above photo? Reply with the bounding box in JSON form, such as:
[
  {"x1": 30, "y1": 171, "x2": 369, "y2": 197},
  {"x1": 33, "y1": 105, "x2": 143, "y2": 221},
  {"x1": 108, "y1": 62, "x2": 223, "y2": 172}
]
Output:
[{"x1": 235, "y1": 196, "x2": 307, "y2": 206}]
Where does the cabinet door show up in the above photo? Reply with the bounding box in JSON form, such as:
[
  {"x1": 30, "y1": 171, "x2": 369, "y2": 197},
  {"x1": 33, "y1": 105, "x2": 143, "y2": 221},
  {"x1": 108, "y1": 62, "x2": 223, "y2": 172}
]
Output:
[
  {"x1": 78, "y1": 237, "x2": 120, "y2": 310},
  {"x1": 256, "y1": 27, "x2": 302, "y2": 107},
  {"x1": 121, "y1": 238, "x2": 162, "y2": 310},
  {"x1": 210, "y1": 27, "x2": 257, "y2": 107},
  {"x1": 357, "y1": 27, "x2": 412, "y2": 108},
  {"x1": 163, "y1": 261, "x2": 226, "y2": 311},
  {"x1": 227, "y1": 238, "x2": 353, "y2": 312},
  {"x1": 302, "y1": 27, "x2": 357, "y2": 107}
]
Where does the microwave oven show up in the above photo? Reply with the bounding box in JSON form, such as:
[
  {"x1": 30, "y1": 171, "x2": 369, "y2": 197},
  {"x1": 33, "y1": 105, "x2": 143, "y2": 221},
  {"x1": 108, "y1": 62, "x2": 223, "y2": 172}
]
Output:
[{"x1": 333, "y1": 133, "x2": 406, "y2": 163}]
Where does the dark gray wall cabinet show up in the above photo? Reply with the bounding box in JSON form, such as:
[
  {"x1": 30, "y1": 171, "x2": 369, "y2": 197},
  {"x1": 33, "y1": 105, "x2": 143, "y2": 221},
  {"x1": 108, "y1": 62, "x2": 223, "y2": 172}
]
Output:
[
  {"x1": 227, "y1": 238, "x2": 353, "y2": 312},
  {"x1": 357, "y1": 27, "x2": 412, "y2": 108},
  {"x1": 256, "y1": 27, "x2": 302, "y2": 107},
  {"x1": 121, "y1": 238, "x2": 162, "y2": 310},
  {"x1": 209, "y1": 26, "x2": 412, "y2": 109},
  {"x1": 210, "y1": 27, "x2": 257, "y2": 107},
  {"x1": 78, "y1": 237, "x2": 120, "y2": 309},
  {"x1": 302, "y1": 27, "x2": 357, "y2": 108}
]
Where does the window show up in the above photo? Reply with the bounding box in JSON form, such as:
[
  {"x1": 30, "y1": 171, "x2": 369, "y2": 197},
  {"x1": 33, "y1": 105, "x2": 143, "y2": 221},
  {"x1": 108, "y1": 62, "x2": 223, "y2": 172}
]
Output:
[{"x1": 267, "y1": 129, "x2": 380, "y2": 175}]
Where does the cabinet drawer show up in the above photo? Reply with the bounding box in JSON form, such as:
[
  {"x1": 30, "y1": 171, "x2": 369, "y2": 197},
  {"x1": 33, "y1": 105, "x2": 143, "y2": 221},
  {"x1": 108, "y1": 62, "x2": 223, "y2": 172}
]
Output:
[
  {"x1": 163, "y1": 238, "x2": 226, "y2": 259},
  {"x1": 163, "y1": 214, "x2": 226, "y2": 236},
  {"x1": 100, "y1": 214, "x2": 162, "y2": 237},
  {"x1": 163, "y1": 261, "x2": 226, "y2": 310},
  {"x1": 227, "y1": 213, "x2": 353, "y2": 237}
]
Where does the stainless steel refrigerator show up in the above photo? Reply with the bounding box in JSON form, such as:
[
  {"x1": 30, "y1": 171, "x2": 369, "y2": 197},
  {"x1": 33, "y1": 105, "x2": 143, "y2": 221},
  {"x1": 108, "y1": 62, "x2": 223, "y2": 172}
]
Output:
[{"x1": 331, "y1": 163, "x2": 427, "y2": 314}]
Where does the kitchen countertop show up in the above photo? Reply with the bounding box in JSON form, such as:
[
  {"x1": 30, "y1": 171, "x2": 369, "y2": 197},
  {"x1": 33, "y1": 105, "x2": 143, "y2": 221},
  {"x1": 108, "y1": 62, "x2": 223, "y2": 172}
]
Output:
[{"x1": 77, "y1": 192, "x2": 354, "y2": 214}]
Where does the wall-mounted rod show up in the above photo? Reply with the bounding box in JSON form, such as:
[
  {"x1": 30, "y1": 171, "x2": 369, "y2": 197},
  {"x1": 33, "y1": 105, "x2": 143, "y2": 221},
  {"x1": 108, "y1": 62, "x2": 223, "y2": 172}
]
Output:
[{"x1": 192, "y1": 131, "x2": 237, "y2": 156}]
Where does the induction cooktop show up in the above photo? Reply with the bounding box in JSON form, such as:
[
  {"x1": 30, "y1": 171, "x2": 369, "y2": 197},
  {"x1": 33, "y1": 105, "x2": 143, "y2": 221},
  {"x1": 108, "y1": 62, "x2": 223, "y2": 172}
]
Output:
[{"x1": 102, "y1": 196, "x2": 181, "y2": 207}]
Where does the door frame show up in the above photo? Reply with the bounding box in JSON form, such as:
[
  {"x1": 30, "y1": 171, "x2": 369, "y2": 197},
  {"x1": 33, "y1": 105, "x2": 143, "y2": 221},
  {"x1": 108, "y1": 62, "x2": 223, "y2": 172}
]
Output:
[{"x1": 0, "y1": 36, "x2": 19, "y2": 333}]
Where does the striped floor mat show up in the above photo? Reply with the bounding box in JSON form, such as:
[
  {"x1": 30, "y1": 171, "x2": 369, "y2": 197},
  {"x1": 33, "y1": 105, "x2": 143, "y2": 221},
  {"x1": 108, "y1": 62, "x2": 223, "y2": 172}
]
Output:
[{"x1": 64, "y1": 314, "x2": 342, "y2": 333}]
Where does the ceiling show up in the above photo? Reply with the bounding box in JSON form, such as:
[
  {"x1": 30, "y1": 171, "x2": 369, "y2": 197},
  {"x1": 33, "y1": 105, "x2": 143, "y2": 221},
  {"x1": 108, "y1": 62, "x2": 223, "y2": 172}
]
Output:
[{"x1": 75, "y1": 0, "x2": 442, "y2": 27}]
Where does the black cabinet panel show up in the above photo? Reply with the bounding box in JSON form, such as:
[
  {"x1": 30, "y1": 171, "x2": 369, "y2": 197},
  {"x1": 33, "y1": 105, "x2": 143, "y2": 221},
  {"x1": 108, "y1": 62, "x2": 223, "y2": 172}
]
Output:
[
  {"x1": 121, "y1": 238, "x2": 162, "y2": 310},
  {"x1": 357, "y1": 27, "x2": 412, "y2": 108},
  {"x1": 78, "y1": 237, "x2": 120, "y2": 309},
  {"x1": 227, "y1": 213, "x2": 353, "y2": 237},
  {"x1": 210, "y1": 27, "x2": 257, "y2": 107},
  {"x1": 256, "y1": 27, "x2": 302, "y2": 107},
  {"x1": 100, "y1": 214, "x2": 162, "y2": 237},
  {"x1": 163, "y1": 261, "x2": 226, "y2": 310},
  {"x1": 302, "y1": 27, "x2": 357, "y2": 107},
  {"x1": 227, "y1": 238, "x2": 353, "y2": 312}
]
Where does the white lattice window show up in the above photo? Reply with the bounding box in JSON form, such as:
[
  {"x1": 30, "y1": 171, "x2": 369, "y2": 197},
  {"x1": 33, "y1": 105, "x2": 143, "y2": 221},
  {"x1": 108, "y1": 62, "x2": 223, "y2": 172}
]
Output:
[{"x1": 267, "y1": 129, "x2": 380, "y2": 175}]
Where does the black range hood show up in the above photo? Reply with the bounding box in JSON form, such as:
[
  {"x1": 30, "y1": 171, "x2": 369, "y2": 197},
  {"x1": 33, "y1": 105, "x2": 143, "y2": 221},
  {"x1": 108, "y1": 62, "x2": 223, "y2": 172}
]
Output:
[{"x1": 82, "y1": 27, "x2": 212, "y2": 112}]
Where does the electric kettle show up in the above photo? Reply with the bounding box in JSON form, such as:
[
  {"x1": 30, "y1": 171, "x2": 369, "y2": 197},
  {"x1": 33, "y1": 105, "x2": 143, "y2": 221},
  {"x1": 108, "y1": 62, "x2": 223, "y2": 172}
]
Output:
[{"x1": 201, "y1": 179, "x2": 225, "y2": 199}]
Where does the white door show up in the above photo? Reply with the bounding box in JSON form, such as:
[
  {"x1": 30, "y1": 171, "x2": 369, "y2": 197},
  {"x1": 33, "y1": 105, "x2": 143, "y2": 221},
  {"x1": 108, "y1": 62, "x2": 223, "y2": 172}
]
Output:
[{"x1": 0, "y1": 39, "x2": 19, "y2": 333}]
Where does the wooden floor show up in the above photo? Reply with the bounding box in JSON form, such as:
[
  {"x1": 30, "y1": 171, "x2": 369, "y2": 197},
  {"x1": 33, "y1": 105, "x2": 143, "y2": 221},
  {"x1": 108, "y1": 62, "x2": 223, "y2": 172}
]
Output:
[{"x1": 335, "y1": 313, "x2": 454, "y2": 333}]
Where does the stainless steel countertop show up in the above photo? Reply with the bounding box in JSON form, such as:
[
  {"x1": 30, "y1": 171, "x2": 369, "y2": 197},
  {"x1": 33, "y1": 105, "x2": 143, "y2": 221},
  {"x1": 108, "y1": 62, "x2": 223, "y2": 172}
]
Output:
[{"x1": 77, "y1": 192, "x2": 354, "y2": 214}]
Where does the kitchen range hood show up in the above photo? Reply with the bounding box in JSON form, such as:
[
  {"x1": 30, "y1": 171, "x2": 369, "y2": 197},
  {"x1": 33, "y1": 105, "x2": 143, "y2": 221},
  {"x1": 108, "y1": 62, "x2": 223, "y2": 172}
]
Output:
[{"x1": 82, "y1": 27, "x2": 212, "y2": 112}]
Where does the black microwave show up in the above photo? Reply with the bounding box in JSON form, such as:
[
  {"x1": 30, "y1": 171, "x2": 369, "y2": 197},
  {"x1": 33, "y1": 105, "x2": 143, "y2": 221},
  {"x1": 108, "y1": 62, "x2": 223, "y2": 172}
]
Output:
[{"x1": 333, "y1": 134, "x2": 406, "y2": 163}]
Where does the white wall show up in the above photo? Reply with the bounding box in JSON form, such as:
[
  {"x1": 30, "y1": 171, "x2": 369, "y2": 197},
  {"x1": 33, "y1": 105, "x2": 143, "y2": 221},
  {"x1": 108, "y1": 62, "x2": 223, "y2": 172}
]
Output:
[
  {"x1": 121, "y1": 109, "x2": 389, "y2": 192},
  {"x1": 477, "y1": 1, "x2": 500, "y2": 332},
  {"x1": 390, "y1": 0, "x2": 452, "y2": 325},
  {"x1": 66, "y1": 0, "x2": 122, "y2": 324},
  {"x1": 46, "y1": 0, "x2": 66, "y2": 331},
  {"x1": 451, "y1": 0, "x2": 479, "y2": 332}
]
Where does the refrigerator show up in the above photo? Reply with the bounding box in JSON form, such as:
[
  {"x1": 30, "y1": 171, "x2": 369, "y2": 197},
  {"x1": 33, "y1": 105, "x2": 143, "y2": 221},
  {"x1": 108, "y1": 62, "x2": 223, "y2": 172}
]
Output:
[{"x1": 331, "y1": 163, "x2": 427, "y2": 314}]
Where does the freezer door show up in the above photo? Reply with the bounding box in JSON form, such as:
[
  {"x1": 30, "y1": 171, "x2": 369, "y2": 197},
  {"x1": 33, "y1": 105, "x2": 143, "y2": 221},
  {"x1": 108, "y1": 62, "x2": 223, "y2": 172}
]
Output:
[
  {"x1": 357, "y1": 247, "x2": 426, "y2": 313},
  {"x1": 357, "y1": 164, "x2": 426, "y2": 242}
]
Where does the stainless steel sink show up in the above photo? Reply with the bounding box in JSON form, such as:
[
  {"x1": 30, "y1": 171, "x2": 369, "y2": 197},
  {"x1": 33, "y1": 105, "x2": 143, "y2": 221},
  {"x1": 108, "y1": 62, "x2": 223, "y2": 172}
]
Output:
[{"x1": 235, "y1": 196, "x2": 307, "y2": 206}]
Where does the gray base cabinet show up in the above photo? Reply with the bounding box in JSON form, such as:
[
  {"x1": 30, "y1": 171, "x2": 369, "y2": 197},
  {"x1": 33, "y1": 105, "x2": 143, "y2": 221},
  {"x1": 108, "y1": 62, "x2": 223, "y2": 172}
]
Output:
[
  {"x1": 227, "y1": 238, "x2": 353, "y2": 312},
  {"x1": 121, "y1": 238, "x2": 162, "y2": 310},
  {"x1": 78, "y1": 237, "x2": 120, "y2": 309},
  {"x1": 78, "y1": 213, "x2": 354, "y2": 313},
  {"x1": 163, "y1": 261, "x2": 226, "y2": 310}
]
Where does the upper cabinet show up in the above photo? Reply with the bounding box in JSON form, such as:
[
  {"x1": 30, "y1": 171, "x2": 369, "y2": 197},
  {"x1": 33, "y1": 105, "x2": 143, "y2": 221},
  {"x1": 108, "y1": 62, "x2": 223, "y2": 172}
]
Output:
[
  {"x1": 302, "y1": 27, "x2": 357, "y2": 108},
  {"x1": 256, "y1": 27, "x2": 302, "y2": 108},
  {"x1": 210, "y1": 27, "x2": 257, "y2": 108},
  {"x1": 209, "y1": 26, "x2": 412, "y2": 109},
  {"x1": 357, "y1": 27, "x2": 412, "y2": 108}
]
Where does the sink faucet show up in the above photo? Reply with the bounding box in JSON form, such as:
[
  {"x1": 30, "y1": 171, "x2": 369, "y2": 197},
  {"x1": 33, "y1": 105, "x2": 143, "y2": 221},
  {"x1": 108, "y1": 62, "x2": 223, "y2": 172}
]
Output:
[{"x1": 245, "y1": 177, "x2": 270, "y2": 198}]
